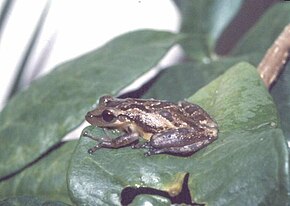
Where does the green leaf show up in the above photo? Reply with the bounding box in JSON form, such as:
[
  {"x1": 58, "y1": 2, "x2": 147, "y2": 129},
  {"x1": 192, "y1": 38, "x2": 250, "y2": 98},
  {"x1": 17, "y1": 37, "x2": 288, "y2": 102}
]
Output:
[
  {"x1": 187, "y1": 63, "x2": 288, "y2": 205},
  {"x1": 68, "y1": 127, "x2": 189, "y2": 206},
  {"x1": 174, "y1": 0, "x2": 243, "y2": 60},
  {"x1": 231, "y1": 2, "x2": 290, "y2": 141},
  {"x1": 0, "y1": 196, "x2": 70, "y2": 206},
  {"x1": 232, "y1": 3, "x2": 290, "y2": 56},
  {"x1": 0, "y1": 141, "x2": 77, "y2": 205},
  {"x1": 144, "y1": 55, "x2": 261, "y2": 101},
  {"x1": 271, "y1": 64, "x2": 290, "y2": 141},
  {"x1": 130, "y1": 195, "x2": 171, "y2": 206},
  {"x1": 0, "y1": 30, "x2": 182, "y2": 178},
  {"x1": 68, "y1": 62, "x2": 288, "y2": 205}
]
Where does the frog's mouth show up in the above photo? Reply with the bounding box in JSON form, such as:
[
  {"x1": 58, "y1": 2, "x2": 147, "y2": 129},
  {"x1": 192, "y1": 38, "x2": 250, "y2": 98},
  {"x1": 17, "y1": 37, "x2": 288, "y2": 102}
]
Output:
[{"x1": 85, "y1": 112, "x2": 98, "y2": 125}]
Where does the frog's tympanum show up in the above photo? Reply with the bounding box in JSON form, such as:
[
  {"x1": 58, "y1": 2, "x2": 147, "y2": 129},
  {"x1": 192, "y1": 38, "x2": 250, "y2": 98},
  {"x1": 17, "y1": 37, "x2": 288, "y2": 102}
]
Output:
[{"x1": 85, "y1": 95, "x2": 218, "y2": 156}]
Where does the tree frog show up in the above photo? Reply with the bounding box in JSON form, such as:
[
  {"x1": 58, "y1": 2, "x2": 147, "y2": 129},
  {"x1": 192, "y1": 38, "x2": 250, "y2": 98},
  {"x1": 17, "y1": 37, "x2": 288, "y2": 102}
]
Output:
[{"x1": 84, "y1": 95, "x2": 218, "y2": 156}]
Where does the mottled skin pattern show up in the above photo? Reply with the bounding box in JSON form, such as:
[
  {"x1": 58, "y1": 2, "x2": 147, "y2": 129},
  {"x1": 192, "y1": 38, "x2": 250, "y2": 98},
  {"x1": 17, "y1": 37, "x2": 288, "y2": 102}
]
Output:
[{"x1": 84, "y1": 96, "x2": 218, "y2": 156}]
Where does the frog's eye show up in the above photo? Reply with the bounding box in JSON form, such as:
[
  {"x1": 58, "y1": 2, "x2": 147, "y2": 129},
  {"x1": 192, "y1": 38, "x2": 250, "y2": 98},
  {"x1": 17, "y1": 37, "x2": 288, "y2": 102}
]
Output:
[{"x1": 102, "y1": 110, "x2": 116, "y2": 122}]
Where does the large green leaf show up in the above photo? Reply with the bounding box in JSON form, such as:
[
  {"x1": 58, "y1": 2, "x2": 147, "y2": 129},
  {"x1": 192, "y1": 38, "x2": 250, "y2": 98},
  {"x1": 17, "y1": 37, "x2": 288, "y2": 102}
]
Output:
[
  {"x1": 231, "y1": 3, "x2": 290, "y2": 141},
  {"x1": 187, "y1": 62, "x2": 288, "y2": 205},
  {"x1": 0, "y1": 30, "x2": 182, "y2": 178},
  {"x1": 232, "y1": 3, "x2": 290, "y2": 56},
  {"x1": 173, "y1": 0, "x2": 243, "y2": 60},
  {"x1": 68, "y1": 62, "x2": 288, "y2": 205},
  {"x1": 149, "y1": 2, "x2": 290, "y2": 143},
  {"x1": 0, "y1": 141, "x2": 77, "y2": 205},
  {"x1": 143, "y1": 54, "x2": 262, "y2": 101},
  {"x1": 146, "y1": 2, "x2": 290, "y2": 109}
]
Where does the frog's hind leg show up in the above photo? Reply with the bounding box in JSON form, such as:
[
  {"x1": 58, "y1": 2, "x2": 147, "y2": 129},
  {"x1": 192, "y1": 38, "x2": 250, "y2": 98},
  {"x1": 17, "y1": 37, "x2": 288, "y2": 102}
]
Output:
[
  {"x1": 146, "y1": 128, "x2": 217, "y2": 156},
  {"x1": 88, "y1": 133, "x2": 139, "y2": 154},
  {"x1": 145, "y1": 143, "x2": 206, "y2": 156}
]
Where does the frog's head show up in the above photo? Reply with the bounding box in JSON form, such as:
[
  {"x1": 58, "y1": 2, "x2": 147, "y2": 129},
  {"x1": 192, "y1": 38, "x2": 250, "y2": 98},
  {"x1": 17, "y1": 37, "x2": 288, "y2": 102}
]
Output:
[{"x1": 85, "y1": 95, "x2": 131, "y2": 129}]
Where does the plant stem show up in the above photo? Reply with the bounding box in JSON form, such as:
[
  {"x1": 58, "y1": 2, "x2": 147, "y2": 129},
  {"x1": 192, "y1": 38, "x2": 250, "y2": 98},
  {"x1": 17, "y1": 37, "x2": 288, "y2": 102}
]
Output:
[{"x1": 258, "y1": 24, "x2": 290, "y2": 89}]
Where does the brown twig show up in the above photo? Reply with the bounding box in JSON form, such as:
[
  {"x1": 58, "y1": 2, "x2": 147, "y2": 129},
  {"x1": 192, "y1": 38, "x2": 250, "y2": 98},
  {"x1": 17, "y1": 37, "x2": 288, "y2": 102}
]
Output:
[{"x1": 257, "y1": 24, "x2": 290, "y2": 89}]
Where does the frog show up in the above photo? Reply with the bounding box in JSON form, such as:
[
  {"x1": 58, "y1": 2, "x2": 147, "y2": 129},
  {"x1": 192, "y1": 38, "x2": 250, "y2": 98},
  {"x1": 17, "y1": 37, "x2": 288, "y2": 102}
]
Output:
[{"x1": 84, "y1": 95, "x2": 218, "y2": 156}]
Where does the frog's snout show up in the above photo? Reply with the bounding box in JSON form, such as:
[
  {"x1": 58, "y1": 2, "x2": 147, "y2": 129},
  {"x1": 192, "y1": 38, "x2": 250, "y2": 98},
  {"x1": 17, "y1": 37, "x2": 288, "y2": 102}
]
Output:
[{"x1": 85, "y1": 112, "x2": 95, "y2": 124}]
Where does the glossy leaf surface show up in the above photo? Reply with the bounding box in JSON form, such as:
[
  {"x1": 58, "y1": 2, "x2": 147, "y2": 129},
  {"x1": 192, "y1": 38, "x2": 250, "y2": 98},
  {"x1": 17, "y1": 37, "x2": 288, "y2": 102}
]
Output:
[
  {"x1": 0, "y1": 141, "x2": 77, "y2": 205},
  {"x1": 144, "y1": 54, "x2": 262, "y2": 101},
  {"x1": 68, "y1": 63, "x2": 288, "y2": 205},
  {"x1": 231, "y1": 3, "x2": 290, "y2": 141},
  {"x1": 174, "y1": 0, "x2": 243, "y2": 60},
  {"x1": 0, "y1": 196, "x2": 70, "y2": 206},
  {"x1": 0, "y1": 30, "x2": 182, "y2": 178},
  {"x1": 232, "y1": 3, "x2": 290, "y2": 56}
]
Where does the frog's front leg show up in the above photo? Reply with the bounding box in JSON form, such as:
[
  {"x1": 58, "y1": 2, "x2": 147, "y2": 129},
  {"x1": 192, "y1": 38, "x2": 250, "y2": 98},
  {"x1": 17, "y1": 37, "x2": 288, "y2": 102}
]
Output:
[
  {"x1": 144, "y1": 127, "x2": 217, "y2": 156},
  {"x1": 85, "y1": 132, "x2": 139, "y2": 154}
]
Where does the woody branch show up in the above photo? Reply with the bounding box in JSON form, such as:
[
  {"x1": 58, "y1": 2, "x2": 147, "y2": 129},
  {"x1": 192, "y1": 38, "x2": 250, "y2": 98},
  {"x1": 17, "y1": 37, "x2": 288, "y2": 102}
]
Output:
[{"x1": 257, "y1": 24, "x2": 290, "y2": 89}]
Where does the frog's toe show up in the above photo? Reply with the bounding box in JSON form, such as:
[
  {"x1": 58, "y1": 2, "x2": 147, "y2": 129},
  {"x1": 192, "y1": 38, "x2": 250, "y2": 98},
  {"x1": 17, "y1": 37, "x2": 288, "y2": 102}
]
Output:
[
  {"x1": 88, "y1": 148, "x2": 95, "y2": 154},
  {"x1": 83, "y1": 131, "x2": 92, "y2": 138},
  {"x1": 144, "y1": 151, "x2": 152, "y2": 157},
  {"x1": 132, "y1": 141, "x2": 150, "y2": 149},
  {"x1": 83, "y1": 131, "x2": 101, "y2": 141},
  {"x1": 131, "y1": 143, "x2": 142, "y2": 149},
  {"x1": 144, "y1": 147, "x2": 164, "y2": 156},
  {"x1": 87, "y1": 144, "x2": 102, "y2": 154}
]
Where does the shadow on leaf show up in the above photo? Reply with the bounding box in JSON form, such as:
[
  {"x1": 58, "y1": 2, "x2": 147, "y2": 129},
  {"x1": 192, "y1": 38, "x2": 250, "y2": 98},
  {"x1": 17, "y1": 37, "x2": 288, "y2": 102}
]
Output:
[{"x1": 121, "y1": 173, "x2": 204, "y2": 206}]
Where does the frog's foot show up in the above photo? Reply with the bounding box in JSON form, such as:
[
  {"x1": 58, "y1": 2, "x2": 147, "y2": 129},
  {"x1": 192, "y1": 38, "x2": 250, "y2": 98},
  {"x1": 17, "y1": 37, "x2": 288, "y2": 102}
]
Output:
[
  {"x1": 83, "y1": 131, "x2": 99, "y2": 141},
  {"x1": 82, "y1": 131, "x2": 92, "y2": 137},
  {"x1": 144, "y1": 147, "x2": 167, "y2": 157},
  {"x1": 88, "y1": 143, "x2": 102, "y2": 154},
  {"x1": 83, "y1": 131, "x2": 112, "y2": 142},
  {"x1": 131, "y1": 141, "x2": 150, "y2": 149},
  {"x1": 88, "y1": 141, "x2": 114, "y2": 154},
  {"x1": 144, "y1": 143, "x2": 209, "y2": 156}
]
